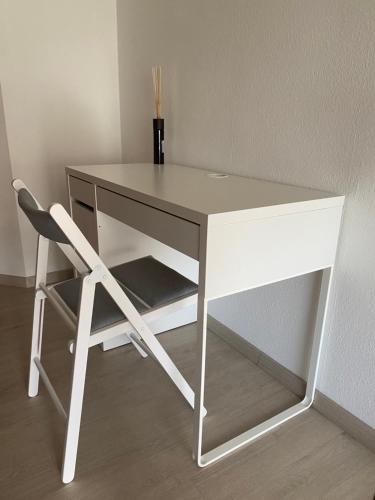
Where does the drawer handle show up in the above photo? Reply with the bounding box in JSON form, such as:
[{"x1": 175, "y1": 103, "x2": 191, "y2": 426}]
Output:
[{"x1": 75, "y1": 200, "x2": 94, "y2": 212}]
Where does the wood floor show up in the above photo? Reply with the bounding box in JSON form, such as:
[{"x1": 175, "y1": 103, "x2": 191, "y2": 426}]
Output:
[{"x1": 1, "y1": 285, "x2": 375, "y2": 499}]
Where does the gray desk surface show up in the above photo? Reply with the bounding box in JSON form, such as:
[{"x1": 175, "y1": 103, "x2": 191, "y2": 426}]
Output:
[{"x1": 67, "y1": 163, "x2": 343, "y2": 220}]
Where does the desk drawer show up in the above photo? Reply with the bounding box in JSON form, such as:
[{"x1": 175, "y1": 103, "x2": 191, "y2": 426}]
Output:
[
  {"x1": 97, "y1": 187, "x2": 199, "y2": 260},
  {"x1": 69, "y1": 176, "x2": 95, "y2": 207},
  {"x1": 71, "y1": 200, "x2": 98, "y2": 251}
]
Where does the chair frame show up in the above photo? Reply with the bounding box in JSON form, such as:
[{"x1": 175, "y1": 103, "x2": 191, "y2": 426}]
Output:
[{"x1": 12, "y1": 179, "x2": 201, "y2": 483}]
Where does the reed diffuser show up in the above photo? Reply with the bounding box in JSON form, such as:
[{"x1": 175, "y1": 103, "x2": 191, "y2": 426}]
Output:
[{"x1": 152, "y1": 66, "x2": 164, "y2": 164}]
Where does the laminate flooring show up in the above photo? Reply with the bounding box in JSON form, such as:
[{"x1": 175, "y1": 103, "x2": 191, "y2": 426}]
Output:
[{"x1": 1, "y1": 285, "x2": 374, "y2": 499}]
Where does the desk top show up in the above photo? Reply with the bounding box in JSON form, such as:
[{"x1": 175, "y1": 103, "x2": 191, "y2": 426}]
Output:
[{"x1": 67, "y1": 163, "x2": 344, "y2": 221}]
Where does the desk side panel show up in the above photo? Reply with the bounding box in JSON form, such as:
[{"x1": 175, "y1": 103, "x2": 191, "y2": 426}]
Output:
[{"x1": 205, "y1": 206, "x2": 343, "y2": 300}]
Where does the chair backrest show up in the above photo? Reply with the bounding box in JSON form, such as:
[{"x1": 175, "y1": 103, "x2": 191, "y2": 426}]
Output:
[
  {"x1": 17, "y1": 187, "x2": 70, "y2": 244},
  {"x1": 12, "y1": 179, "x2": 98, "y2": 276}
]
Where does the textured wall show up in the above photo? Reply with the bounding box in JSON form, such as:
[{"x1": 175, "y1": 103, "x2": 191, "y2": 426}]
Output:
[
  {"x1": 0, "y1": 85, "x2": 25, "y2": 276},
  {"x1": 117, "y1": 0, "x2": 375, "y2": 427},
  {"x1": 0, "y1": 0, "x2": 122, "y2": 276}
]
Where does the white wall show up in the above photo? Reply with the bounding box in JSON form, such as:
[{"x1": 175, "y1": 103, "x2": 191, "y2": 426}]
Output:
[
  {"x1": 116, "y1": 0, "x2": 375, "y2": 428},
  {"x1": 0, "y1": 0, "x2": 122, "y2": 276},
  {"x1": 0, "y1": 85, "x2": 25, "y2": 276}
]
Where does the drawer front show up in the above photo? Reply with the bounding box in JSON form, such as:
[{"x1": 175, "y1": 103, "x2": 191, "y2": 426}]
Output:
[
  {"x1": 69, "y1": 176, "x2": 95, "y2": 207},
  {"x1": 71, "y1": 200, "x2": 98, "y2": 251},
  {"x1": 97, "y1": 187, "x2": 199, "y2": 260}
]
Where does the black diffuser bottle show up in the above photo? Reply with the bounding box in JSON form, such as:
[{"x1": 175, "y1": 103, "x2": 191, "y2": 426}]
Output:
[
  {"x1": 152, "y1": 66, "x2": 164, "y2": 165},
  {"x1": 153, "y1": 118, "x2": 164, "y2": 164}
]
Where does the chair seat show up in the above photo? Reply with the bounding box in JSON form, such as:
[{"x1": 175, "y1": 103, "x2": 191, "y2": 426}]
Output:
[
  {"x1": 54, "y1": 279, "x2": 147, "y2": 332},
  {"x1": 54, "y1": 256, "x2": 198, "y2": 332},
  {"x1": 111, "y1": 256, "x2": 198, "y2": 308}
]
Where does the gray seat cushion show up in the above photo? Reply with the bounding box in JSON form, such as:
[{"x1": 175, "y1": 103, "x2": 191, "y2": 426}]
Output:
[
  {"x1": 54, "y1": 256, "x2": 197, "y2": 332},
  {"x1": 111, "y1": 256, "x2": 198, "y2": 308},
  {"x1": 54, "y1": 279, "x2": 147, "y2": 332}
]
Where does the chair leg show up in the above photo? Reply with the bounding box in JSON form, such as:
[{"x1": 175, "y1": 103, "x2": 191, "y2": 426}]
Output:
[
  {"x1": 29, "y1": 234, "x2": 49, "y2": 397},
  {"x1": 127, "y1": 332, "x2": 149, "y2": 358},
  {"x1": 61, "y1": 276, "x2": 94, "y2": 484},
  {"x1": 28, "y1": 290, "x2": 46, "y2": 397},
  {"x1": 61, "y1": 339, "x2": 90, "y2": 483}
]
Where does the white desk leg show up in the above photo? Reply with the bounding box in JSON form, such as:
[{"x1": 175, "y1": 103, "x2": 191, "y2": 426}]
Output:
[
  {"x1": 193, "y1": 267, "x2": 333, "y2": 467},
  {"x1": 305, "y1": 267, "x2": 333, "y2": 402},
  {"x1": 193, "y1": 294, "x2": 208, "y2": 462}
]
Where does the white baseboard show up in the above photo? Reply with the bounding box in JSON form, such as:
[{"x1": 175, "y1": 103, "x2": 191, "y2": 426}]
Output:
[
  {"x1": 0, "y1": 268, "x2": 74, "y2": 288},
  {"x1": 208, "y1": 315, "x2": 375, "y2": 454}
]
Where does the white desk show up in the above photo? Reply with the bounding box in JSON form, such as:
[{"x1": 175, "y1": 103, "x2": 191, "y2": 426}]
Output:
[{"x1": 66, "y1": 163, "x2": 344, "y2": 467}]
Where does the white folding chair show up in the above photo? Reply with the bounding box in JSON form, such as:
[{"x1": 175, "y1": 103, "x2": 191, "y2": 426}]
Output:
[{"x1": 12, "y1": 179, "x2": 203, "y2": 483}]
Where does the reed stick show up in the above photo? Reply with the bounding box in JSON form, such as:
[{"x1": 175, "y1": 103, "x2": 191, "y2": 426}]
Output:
[{"x1": 152, "y1": 66, "x2": 162, "y2": 118}]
